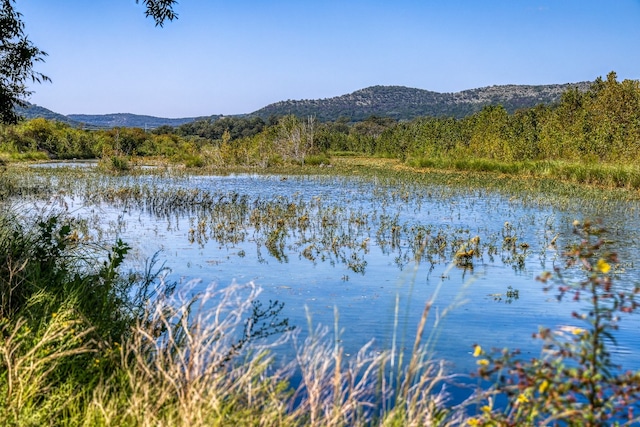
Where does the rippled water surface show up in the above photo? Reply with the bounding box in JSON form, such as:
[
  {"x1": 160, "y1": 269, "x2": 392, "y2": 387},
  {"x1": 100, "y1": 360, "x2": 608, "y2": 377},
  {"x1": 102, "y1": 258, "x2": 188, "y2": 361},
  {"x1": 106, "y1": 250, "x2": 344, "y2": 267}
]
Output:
[{"x1": 13, "y1": 170, "x2": 640, "y2": 398}]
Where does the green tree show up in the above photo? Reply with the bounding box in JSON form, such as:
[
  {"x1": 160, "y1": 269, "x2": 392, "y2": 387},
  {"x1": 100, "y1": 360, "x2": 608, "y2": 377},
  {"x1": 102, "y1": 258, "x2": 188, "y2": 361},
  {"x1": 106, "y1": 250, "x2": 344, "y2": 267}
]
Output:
[
  {"x1": 0, "y1": 0, "x2": 49, "y2": 124},
  {"x1": 0, "y1": 0, "x2": 178, "y2": 125}
]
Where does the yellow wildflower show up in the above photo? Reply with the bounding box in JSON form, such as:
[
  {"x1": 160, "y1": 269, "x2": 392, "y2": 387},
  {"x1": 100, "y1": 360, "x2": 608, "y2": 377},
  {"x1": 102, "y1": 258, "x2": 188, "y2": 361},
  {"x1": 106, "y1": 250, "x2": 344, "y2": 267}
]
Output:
[
  {"x1": 477, "y1": 359, "x2": 489, "y2": 367},
  {"x1": 467, "y1": 418, "x2": 480, "y2": 426},
  {"x1": 481, "y1": 405, "x2": 492, "y2": 413},
  {"x1": 473, "y1": 345, "x2": 482, "y2": 357},
  {"x1": 596, "y1": 259, "x2": 611, "y2": 274},
  {"x1": 517, "y1": 394, "x2": 529, "y2": 404},
  {"x1": 539, "y1": 379, "x2": 549, "y2": 394}
]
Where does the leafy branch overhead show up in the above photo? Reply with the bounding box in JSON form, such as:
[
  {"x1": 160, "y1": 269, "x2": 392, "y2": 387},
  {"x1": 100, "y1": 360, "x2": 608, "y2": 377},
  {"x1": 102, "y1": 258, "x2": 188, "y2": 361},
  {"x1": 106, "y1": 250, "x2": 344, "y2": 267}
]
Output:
[
  {"x1": 135, "y1": 0, "x2": 179, "y2": 27},
  {"x1": 0, "y1": 0, "x2": 178, "y2": 125}
]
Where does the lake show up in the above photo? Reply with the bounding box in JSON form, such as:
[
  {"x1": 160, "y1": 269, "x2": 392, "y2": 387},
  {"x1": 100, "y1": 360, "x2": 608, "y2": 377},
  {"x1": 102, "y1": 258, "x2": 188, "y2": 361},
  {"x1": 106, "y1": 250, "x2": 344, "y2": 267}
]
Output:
[{"x1": 12, "y1": 167, "x2": 640, "y2": 404}]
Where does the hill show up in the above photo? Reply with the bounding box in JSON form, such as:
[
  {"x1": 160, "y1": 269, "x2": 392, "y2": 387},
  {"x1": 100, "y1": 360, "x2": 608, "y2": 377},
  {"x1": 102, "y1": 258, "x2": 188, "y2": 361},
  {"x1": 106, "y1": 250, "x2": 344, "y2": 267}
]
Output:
[
  {"x1": 249, "y1": 82, "x2": 592, "y2": 122},
  {"x1": 14, "y1": 103, "x2": 77, "y2": 125},
  {"x1": 66, "y1": 113, "x2": 205, "y2": 129},
  {"x1": 16, "y1": 81, "x2": 593, "y2": 127},
  {"x1": 15, "y1": 103, "x2": 207, "y2": 129}
]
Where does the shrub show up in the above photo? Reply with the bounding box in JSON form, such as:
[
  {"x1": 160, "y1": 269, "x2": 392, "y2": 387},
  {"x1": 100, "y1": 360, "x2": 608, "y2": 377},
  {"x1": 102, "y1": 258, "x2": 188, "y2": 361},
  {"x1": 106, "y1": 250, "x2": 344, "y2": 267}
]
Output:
[
  {"x1": 98, "y1": 155, "x2": 130, "y2": 173},
  {"x1": 303, "y1": 153, "x2": 331, "y2": 166},
  {"x1": 184, "y1": 154, "x2": 205, "y2": 168},
  {"x1": 470, "y1": 220, "x2": 640, "y2": 426}
]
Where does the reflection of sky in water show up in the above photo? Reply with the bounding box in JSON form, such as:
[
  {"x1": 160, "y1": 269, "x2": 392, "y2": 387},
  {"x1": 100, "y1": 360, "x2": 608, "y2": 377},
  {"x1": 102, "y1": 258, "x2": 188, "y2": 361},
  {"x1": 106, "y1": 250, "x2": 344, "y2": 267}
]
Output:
[{"x1": 23, "y1": 173, "x2": 640, "y2": 388}]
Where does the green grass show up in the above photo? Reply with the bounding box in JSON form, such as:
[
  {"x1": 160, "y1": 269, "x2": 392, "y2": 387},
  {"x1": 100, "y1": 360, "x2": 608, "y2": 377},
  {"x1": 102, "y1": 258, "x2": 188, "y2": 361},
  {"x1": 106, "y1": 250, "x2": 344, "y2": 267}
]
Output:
[{"x1": 407, "y1": 155, "x2": 640, "y2": 190}]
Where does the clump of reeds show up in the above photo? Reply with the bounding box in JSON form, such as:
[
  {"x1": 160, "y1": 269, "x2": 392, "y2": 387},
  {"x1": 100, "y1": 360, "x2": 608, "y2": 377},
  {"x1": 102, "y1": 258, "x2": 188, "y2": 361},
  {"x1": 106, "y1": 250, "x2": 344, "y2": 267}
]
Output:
[
  {"x1": 86, "y1": 280, "x2": 294, "y2": 426},
  {"x1": 0, "y1": 309, "x2": 96, "y2": 425}
]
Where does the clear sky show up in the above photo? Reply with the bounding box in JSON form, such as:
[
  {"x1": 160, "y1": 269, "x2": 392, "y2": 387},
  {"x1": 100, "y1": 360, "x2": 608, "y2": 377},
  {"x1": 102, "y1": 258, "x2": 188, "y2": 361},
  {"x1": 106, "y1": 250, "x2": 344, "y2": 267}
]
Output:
[{"x1": 19, "y1": 0, "x2": 640, "y2": 118}]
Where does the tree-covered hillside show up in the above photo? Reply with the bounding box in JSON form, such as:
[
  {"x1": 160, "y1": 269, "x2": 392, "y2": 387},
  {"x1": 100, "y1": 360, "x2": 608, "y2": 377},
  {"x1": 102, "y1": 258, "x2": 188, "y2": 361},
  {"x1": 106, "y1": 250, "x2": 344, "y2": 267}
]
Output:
[
  {"x1": 17, "y1": 82, "x2": 592, "y2": 128},
  {"x1": 250, "y1": 82, "x2": 592, "y2": 122},
  {"x1": 66, "y1": 113, "x2": 209, "y2": 129},
  {"x1": 14, "y1": 103, "x2": 75, "y2": 124},
  {"x1": 15, "y1": 103, "x2": 210, "y2": 129}
]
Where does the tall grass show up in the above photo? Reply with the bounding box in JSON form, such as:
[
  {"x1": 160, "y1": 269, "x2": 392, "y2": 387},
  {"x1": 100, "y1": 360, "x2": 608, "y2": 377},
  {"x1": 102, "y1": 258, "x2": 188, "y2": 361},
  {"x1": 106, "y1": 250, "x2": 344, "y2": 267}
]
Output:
[
  {"x1": 87, "y1": 280, "x2": 463, "y2": 426},
  {"x1": 407, "y1": 156, "x2": 640, "y2": 189},
  {"x1": 0, "y1": 209, "x2": 467, "y2": 425}
]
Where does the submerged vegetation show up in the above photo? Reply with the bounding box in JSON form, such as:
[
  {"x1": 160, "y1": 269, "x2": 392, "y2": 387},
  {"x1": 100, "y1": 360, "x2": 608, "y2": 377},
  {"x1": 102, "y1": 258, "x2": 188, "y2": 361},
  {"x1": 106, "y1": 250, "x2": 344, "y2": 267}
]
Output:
[
  {"x1": 1, "y1": 201, "x2": 639, "y2": 424},
  {"x1": 0, "y1": 206, "x2": 464, "y2": 426},
  {"x1": 1, "y1": 160, "x2": 640, "y2": 424},
  {"x1": 1, "y1": 71, "x2": 640, "y2": 424}
]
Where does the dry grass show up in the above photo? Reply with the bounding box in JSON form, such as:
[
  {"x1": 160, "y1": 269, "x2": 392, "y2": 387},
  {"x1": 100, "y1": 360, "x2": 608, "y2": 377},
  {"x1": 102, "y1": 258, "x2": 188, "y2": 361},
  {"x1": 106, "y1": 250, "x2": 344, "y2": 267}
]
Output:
[{"x1": 77, "y1": 279, "x2": 465, "y2": 426}]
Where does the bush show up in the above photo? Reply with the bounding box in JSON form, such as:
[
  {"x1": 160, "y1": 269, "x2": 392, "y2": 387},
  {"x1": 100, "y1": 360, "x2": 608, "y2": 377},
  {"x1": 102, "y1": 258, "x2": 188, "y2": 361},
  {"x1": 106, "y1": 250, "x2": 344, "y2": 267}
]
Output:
[
  {"x1": 303, "y1": 153, "x2": 331, "y2": 166},
  {"x1": 98, "y1": 155, "x2": 130, "y2": 173},
  {"x1": 470, "y1": 220, "x2": 640, "y2": 426},
  {"x1": 184, "y1": 154, "x2": 205, "y2": 168}
]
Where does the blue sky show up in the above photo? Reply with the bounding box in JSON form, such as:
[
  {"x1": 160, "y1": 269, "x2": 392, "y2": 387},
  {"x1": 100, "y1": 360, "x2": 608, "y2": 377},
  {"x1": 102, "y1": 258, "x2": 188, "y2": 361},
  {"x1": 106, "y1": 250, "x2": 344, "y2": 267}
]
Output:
[{"x1": 20, "y1": 0, "x2": 640, "y2": 118}]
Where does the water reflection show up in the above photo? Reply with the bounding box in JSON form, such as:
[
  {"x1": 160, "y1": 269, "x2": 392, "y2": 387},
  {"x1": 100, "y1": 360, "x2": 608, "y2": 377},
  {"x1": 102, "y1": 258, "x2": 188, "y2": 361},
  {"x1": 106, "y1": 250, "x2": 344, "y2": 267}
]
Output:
[{"x1": 14, "y1": 172, "x2": 640, "y2": 384}]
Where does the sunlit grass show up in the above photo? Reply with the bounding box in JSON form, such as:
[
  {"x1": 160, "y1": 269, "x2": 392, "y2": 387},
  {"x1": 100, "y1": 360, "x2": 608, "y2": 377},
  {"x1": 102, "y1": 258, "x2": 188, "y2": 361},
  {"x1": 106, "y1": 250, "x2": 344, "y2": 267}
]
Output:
[
  {"x1": 0, "y1": 211, "x2": 467, "y2": 425},
  {"x1": 2, "y1": 158, "x2": 640, "y2": 425},
  {"x1": 407, "y1": 155, "x2": 640, "y2": 191}
]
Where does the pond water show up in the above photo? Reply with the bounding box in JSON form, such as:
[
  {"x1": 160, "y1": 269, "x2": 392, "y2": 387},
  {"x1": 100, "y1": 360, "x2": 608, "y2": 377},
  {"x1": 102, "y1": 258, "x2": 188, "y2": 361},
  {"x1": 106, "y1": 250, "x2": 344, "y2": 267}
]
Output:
[
  {"x1": 12, "y1": 170, "x2": 640, "y2": 404},
  {"x1": 29, "y1": 160, "x2": 98, "y2": 168}
]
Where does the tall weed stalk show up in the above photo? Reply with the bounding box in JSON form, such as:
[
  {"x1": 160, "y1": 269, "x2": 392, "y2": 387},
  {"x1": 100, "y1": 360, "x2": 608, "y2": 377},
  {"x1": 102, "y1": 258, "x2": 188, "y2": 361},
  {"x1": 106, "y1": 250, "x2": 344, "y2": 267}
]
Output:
[{"x1": 470, "y1": 220, "x2": 640, "y2": 426}]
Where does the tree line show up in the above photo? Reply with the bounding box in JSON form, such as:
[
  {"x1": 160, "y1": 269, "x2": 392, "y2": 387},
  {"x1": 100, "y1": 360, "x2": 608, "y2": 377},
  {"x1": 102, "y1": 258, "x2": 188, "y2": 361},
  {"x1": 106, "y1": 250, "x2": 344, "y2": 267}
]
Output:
[
  {"x1": 1, "y1": 72, "x2": 639, "y2": 169},
  {"x1": 353, "y1": 71, "x2": 639, "y2": 165}
]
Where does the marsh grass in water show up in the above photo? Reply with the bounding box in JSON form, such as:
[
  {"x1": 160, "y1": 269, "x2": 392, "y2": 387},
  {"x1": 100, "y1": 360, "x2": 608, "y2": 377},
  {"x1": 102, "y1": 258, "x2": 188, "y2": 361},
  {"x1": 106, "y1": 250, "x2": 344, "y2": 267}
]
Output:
[
  {"x1": 2, "y1": 163, "x2": 640, "y2": 425},
  {"x1": 0, "y1": 210, "x2": 470, "y2": 425},
  {"x1": 407, "y1": 156, "x2": 640, "y2": 190}
]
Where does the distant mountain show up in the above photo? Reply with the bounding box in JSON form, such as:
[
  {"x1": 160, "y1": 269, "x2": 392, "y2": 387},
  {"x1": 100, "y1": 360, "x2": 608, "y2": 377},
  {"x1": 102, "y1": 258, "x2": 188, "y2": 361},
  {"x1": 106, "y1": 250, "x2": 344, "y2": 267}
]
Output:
[
  {"x1": 66, "y1": 113, "x2": 205, "y2": 129},
  {"x1": 250, "y1": 82, "x2": 593, "y2": 122},
  {"x1": 16, "y1": 81, "x2": 593, "y2": 128},
  {"x1": 14, "y1": 103, "x2": 77, "y2": 124},
  {"x1": 15, "y1": 103, "x2": 207, "y2": 129}
]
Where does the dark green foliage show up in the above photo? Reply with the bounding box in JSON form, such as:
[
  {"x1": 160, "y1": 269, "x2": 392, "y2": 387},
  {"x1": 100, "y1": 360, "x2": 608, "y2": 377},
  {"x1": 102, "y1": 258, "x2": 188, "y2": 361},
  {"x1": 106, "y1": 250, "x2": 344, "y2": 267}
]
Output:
[
  {"x1": 0, "y1": 118, "x2": 96, "y2": 158},
  {"x1": 0, "y1": 0, "x2": 50, "y2": 124},
  {"x1": 107, "y1": 127, "x2": 149, "y2": 155},
  {"x1": 135, "y1": 0, "x2": 178, "y2": 26},
  {"x1": 177, "y1": 116, "x2": 265, "y2": 142},
  {"x1": 250, "y1": 83, "x2": 591, "y2": 122},
  {"x1": 0, "y1": 213, "x2": 153, "y2": 341}
]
